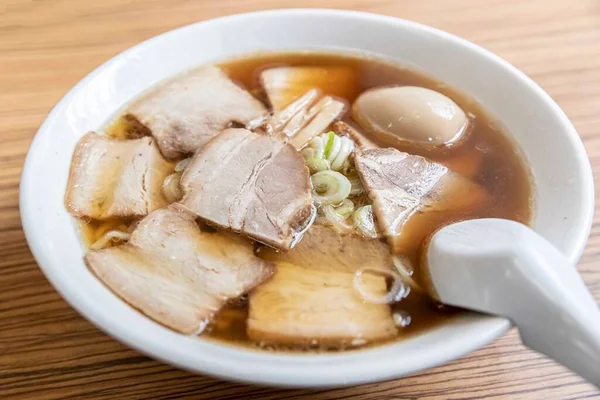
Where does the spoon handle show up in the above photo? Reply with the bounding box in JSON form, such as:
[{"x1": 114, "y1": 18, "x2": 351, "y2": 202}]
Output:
[{"x1": 427, "y1": 219, "x2": 600, "y2": 387}]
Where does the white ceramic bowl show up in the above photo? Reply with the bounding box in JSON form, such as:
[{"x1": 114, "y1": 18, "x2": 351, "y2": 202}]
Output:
[{"x1": 20, "y1": 9, "x2": 594, "y2": 388}]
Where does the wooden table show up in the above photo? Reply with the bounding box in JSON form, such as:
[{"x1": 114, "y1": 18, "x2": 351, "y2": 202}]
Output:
[{"x1": 1, "y1": 0, "x2": 599, "y2": 398}]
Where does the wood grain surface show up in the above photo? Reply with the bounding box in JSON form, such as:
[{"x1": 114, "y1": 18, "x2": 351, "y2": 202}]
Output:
[{"x1": 1, "y1": 0, "x2": 599, "y2": 398}]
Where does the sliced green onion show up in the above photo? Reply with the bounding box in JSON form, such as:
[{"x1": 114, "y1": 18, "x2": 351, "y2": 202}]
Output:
[
  {"x1": 353, "y1": 267, "x2": 409, "y2": 304},
  {"x1": 353, "y1": 205, "x2": 378, "y2": 239},
  {"x1": 341, "y1": 159, "x2": 352, "y2": 174},
  {"x1": 348, "y1": 175, "x2": 364, "y2": 196},
  {"x1": 392, "y1": 256, "x2": 424, "y2": 292},
  {"x1": 326, "y1": 134, "x2": 341, "y2": 163},
  {"x1": 311, "y1": 170, "x2": 351, "y2": 204},
  {"x1": 323, "y1": 203, "x2": 354, "y2": 233},
  {"x1": 162, "y1": 172, "x2": 184, "y2": 203},
  {"x1": 301, "y1": 147, "x2": 316, "y2": 160},
  {"x1": 331, "y1": 136, "x2": 355, "y2": 171},
  {"x1": 323, "y1": 131, "x2": 335, "y2": 159},
  {"x1": 174, "y1": 157, "x2": 192, "y2": 172},
  {"x1": 334, "y1": 198, "x2": 355, "y2": 219},
  {"x1": 90, "y1": 230, "x2": 131, "y2": 250},
  {"x1": 306, "y1": 157, "x2": 330, "y2": 174},
  {"x1": 309, "y1": 136, "x2": 325, "y2": 159}
]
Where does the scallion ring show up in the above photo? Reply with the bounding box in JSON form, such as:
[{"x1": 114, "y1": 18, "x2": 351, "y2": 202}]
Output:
[
  {"x1": 331, "y1": 136, "x2": 355, "y2": 171},
  {"x1": 306, "y1": 157, "x2": 330, "y2": 174},
  {"x1": 311, "y1": 170, "x2": 351, "y2": 205},
  {"x1": 348, "y1": 175, "x2": 364, "y2": 196},
  {"x1": 323, "y1": 131, "x2": 336, "y2": 159},
  {"x1": 301, "y1": 147, "x2": 316, "y2": 160},
  {"x1": 392, "y1": 256, "x2": 424, "y2": 292},
  {"x1": 326, "y1": 134, "x2": 341, "y2": 163},
  {"x1": 353, "y1": 205, "x2": 378, "y2": 239},
  {"x1": 334, "y1": 198, "x2": 355, "y2": 219},
  {"x1": 322, "y1": 203, "x2": 354, "y2": 233},
  {"x1": 353, "y1": 267, "x2": 409, "y2": 304},
  {"x1": 309, "y1": 136, "x2": 325, "y2": 159},
  {"x1": 90, "y1": 231, "x2": 131, "y2": 250},
  {"x1": 174, "y1": 157, "x2": 192, "y2": 173},
  {"x1": 162, "y1": 172, "x2": 184, "y2": 203}
]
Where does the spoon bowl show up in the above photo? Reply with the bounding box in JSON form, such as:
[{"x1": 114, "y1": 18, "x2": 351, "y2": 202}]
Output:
[{"x1": 427, "y1": 218, "x2": 600, "y2": 387}]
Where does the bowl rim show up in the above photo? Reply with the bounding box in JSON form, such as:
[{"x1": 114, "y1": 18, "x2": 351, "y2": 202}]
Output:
[{"x1": 20, "y1": 8, "x2": 594, "y2": 388}]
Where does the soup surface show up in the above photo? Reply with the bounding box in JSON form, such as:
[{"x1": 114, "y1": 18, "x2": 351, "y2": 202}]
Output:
[{"x1": 80, "y1": 52, "x2": 532, "y2": 352}]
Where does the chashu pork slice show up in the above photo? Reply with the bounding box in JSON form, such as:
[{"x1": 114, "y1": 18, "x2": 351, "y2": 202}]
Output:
[
  {"x1": 126, "y1": 65, "x2": 267, "y2": 160},
  {"x1": 85, "y1": 205, "x2": 275, "y2": 335},
  {"x1": 249, "y1": 225, "x2": 397, "y2": 347},
  {"x1": 65, "y1": 132, "x2": 172, "y2": 220},
  {"x1": 248, "y1": 262, "x2": 397, "y2": 348},
  {"x1": 180, "y1": 128, "x2": 313, "y2": 251},
  {"x1": 354, "y1": 148, "x2": 489, "y2": 254}
]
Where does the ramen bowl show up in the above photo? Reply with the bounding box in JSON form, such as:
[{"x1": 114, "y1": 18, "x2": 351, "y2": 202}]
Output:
[{"x1": 20, "y1": 9, "x2": 594, "y2": 388}]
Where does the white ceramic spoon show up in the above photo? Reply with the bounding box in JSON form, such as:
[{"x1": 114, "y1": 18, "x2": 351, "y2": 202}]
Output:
[{"x1": 426, "y1": 218, "x2": 600, "y2": 387}]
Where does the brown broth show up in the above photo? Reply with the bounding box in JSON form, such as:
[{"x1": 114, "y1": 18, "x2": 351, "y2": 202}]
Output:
[{"x1": 83, "y1": 51, "x2": 533, "y2": 352}]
